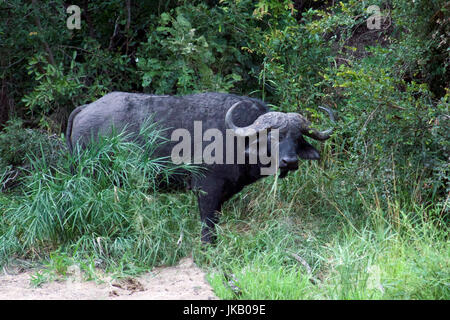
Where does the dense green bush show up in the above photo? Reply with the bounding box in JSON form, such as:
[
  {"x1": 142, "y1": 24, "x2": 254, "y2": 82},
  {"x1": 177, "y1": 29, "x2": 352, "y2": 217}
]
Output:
[
  {"x1": 0, "y1": 119, "x2": 62, "y2": 190},
  {"x1": 317, "y1": 47, "x2": 449, "y2": 205},
  {"x1": 391, "y1": 0, "x2": 449, "y2": 97},
  {"x1": 22, "y1": 45, "x2": 137, "y2": 132},
  {"x1": 137, "y1": 1, "x2": 260, "y2": 95},
  {"x1": 1, "y1": 0, "x2": 170, "y2": 130}
]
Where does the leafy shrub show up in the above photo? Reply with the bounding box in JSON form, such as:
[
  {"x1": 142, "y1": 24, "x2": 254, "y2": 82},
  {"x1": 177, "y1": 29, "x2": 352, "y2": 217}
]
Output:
[
  {"x1": 137, "y1": 1, "x2": 258, "y2": 95},
  {"x1": 316, "y1": 44, "x2": 448, "y2": 209},
  {"x1": 245, "y1": 5, "x2": 331, "y2": 111},
  {"x1": 391, "y1": 0, "x2": 449, "y2": 97},
  {"x1": 0, "y1": 119, "x2": 62, "y2": 190},
  {"x1": 22, "y1": 41, "x2": 137, "y2": 132}
]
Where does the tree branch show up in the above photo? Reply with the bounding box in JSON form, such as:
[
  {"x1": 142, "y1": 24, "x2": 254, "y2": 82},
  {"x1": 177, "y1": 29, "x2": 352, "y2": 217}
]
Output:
[
  {"x1": 125, "y1": 0, "x2": 131, "y2": 54},
  {"x1": 31, "y1": 0, "x2": 56, "y2": 65},
  {"x1": 83, "y1": 0, "x2": 96, "y2": 39},
  {"x1": 108, "y1": 15, "x2": 120, "y2": 50}
]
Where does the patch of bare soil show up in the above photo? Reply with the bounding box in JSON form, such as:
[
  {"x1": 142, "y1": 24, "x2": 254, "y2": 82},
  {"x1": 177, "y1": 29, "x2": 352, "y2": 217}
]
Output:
[{"x1": 0, "y1": 257, "x2": 218, "y2": 300}]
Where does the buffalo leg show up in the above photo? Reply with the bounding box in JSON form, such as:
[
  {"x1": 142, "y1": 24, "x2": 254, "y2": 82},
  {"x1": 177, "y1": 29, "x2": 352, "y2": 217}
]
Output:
[{"x1": 196, "y1": 179, "x2": 225, "y2": 243}]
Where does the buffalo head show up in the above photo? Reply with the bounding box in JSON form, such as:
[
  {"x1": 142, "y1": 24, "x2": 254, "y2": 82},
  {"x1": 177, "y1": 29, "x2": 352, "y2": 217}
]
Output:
[{"x1": 225, "y1": 102, "x2": 335, "y2": 178}]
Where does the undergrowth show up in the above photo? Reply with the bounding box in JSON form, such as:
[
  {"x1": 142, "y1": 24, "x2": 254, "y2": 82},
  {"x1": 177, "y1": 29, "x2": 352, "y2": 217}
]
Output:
[{"x1": 0, "y1": 121, "x2": 201, "y2": 274}]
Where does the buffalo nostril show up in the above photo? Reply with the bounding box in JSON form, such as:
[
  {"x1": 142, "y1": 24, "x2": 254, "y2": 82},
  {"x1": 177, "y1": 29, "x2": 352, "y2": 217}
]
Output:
[{"x1": 280, "y1": 158, "x2": 298, "y2": 169}]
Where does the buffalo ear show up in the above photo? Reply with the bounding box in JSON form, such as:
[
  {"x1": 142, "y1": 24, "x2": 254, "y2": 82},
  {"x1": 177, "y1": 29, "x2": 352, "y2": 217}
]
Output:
[{"x1": 298, "y1": 141, "x2": 320, "y2": 160}]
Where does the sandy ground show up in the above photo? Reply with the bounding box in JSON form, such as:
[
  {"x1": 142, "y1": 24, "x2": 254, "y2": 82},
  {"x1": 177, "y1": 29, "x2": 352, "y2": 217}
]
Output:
[{"x1": 0, "y1": 257, "x2": 218, "y2": 300}]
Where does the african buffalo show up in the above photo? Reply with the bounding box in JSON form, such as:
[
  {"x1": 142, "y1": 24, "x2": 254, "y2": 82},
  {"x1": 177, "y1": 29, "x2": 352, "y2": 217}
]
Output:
[{"x1": 66, "y1": 92, "x2": 333, "y2": 243}]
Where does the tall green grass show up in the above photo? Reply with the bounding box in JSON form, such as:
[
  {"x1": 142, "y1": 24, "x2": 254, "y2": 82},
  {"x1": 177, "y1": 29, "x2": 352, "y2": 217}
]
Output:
[
  {"x1": 195, "y1": 143, "x2": 449, "y2": 300},
  {"x1": 198, "y1": 181, "x2": 448, "y2": 299},
  {"x1": 0, "y1": 122, "x2": 201, "y2": 272}
]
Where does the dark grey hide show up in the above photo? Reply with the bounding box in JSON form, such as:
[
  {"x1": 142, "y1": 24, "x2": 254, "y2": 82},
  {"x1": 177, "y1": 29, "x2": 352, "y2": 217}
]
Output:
[{"x1": 67, "y1": 92, "x2": 332, "y2": 243}]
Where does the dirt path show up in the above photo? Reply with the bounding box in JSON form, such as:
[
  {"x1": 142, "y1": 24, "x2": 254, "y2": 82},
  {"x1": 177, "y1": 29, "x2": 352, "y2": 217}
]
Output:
[{"x1": 0, "y1": 257, "x2": 218, "y2": 300}]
